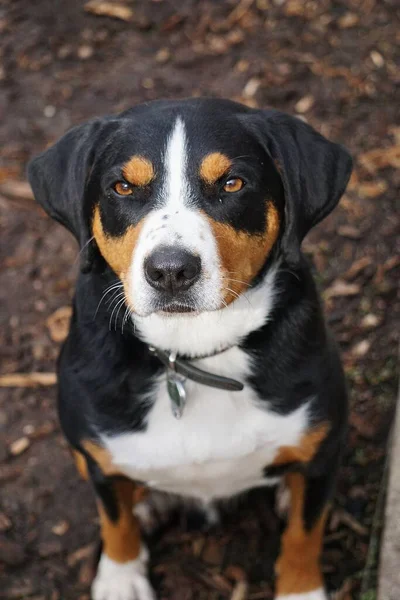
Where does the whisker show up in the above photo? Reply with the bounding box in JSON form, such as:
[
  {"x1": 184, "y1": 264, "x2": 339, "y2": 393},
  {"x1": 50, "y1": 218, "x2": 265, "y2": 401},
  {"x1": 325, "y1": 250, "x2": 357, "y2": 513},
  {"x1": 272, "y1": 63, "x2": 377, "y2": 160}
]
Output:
[
  {"x1": 74, "y1": 236, "x2": 95, "y2": 266},
  {"x1": 94, "y1": 282, "x2": 123, "y2": 318}
]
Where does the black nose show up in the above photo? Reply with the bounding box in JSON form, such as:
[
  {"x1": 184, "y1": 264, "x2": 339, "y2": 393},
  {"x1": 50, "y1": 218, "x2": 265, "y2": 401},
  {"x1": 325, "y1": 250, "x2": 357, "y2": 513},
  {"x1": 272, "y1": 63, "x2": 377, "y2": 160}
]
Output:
[{"x1": 144, "y1": 246, "x2": 201, "y2": 294}]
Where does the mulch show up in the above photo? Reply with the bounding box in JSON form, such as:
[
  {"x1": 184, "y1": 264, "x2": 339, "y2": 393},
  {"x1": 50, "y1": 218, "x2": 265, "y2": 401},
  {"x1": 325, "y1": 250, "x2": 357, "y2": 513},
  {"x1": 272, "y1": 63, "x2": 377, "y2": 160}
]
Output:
[{"x1": 0, "y1": 1, "x2": 399, "y2": 598}]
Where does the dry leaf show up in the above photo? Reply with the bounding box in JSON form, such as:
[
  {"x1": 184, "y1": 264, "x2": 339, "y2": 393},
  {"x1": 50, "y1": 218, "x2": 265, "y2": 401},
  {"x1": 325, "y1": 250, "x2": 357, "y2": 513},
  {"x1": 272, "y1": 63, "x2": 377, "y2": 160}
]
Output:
[
  {"x1": 343, "y1": 256, "x2": 373, "y2": 280},
  {"x1": 9, "y1": 437, "x2": 30, "y2": 456},
  {"x1": 84, "y1": 1, "x2": 134, "y2": 22},
  {"x1": 370, "y1": 50, "x2": 384, "y2": 68},
  {"x1": 356, "y1": 180, "x2": 388, "y2": 198},
  {"x1": 0, "y1": 373, "x2": 57, "y2": 387},
  {"x1": 358, "y1": 145, "x2": 400, "y2": 174},
  {"x1": 324, "y1": 280, "x2": 360, "y2": 300},
  {"x1": 361, "y1": 313, "x2": 381, "y2": 329},
  {"x1": 67, "y1": 543, "x2": 96, "y2": 567},
  {"x1": 0, "y1": 512, "x2": 12, "y2": 532},
  {"x1": 46, "y1": 306, "x2": 72, "y2": 342},
  {"x1": 337, "y1": 225, "x2": 362, "y2": 239},
  {"x1": 0, "y1": 180, "x2": 34, "y2": 200},
  {"x1": 243, "y1": 78, "x2": 261, "y2": 98}
]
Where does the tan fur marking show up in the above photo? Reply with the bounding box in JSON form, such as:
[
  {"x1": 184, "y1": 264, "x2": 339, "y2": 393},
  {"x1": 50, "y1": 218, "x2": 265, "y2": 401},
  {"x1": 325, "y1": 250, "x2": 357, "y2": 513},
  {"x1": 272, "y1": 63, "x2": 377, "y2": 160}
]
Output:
[
  {"x1": 81, "y1": 439, "x2": 120, "y2": 477},
  {"x1": 200, "y1": 152, "x2": 232, "y2": 184},
  {"x1": 273, "y1": 423, "x2": 329, "y2": 466},
  {"x1": 92, "y1": 205, "x2": 144, "y2": 279},
  {"x1": 205, "y1": 202, "x2": 280, "y2": 303},
  {"x1": 122, "y1": 155, "x2": 154, "y2": 187},
  {"x1": 73, "y1": 449, "x2": 89, "y2": 481},
  {"x1": 275, "y1": 473, "x2": 328, "y2": 595},
  {"x1": 98, "y1": 479, "x2": 142, "y2": 563}
]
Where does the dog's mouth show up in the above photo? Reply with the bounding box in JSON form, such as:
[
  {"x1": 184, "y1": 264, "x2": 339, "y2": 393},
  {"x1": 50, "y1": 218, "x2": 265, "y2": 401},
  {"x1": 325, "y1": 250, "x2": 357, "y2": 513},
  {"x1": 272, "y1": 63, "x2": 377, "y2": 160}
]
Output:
[{"x1": 156, "y1": 300, "x2": 199, "y2": 316}]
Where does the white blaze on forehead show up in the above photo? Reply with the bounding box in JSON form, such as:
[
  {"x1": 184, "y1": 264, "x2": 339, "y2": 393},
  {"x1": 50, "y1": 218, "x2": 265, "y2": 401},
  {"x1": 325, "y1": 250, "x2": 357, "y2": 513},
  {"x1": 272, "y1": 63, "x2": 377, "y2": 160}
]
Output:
[
  {"x1": 164, "y1": 117, "x2": 189, "y2": 208},
  {"x1": 126, "y1": 116, "x2": 223, "y2": 317}
]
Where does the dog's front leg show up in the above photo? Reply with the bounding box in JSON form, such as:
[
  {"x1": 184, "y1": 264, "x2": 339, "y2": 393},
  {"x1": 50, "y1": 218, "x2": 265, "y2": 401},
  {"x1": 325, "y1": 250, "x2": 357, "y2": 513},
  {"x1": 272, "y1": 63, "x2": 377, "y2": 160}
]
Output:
[
  {"x1": 274, "y1": 471, "x2": 331, "y2": 600},
  {"x1": 74, "y1": 451, "x2": 155, "y2": 600}
]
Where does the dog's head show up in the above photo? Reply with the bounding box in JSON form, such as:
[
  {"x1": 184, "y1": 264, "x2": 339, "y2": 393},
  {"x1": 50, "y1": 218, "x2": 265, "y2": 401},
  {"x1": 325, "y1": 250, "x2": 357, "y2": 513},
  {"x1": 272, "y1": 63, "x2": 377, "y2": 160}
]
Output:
[{"x1": 28, "y1": 98, "x2": 352, "y2": 317}]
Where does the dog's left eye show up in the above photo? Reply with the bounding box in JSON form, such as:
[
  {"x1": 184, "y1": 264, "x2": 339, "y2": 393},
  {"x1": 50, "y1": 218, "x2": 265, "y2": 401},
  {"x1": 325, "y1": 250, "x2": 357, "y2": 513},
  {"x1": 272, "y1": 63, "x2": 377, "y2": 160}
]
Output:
[
  {"x1": 223, "y1": 177, "x2": 244, "y2": 193},
  {"x1": 113, "y1": 181, "x2": 133, "y2": 196}
]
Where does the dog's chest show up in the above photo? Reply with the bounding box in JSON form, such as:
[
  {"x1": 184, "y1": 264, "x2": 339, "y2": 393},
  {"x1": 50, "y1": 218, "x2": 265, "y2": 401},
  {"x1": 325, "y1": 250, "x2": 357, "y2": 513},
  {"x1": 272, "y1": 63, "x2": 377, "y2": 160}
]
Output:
[{"x1": 102, "y1": 348, "x2": 309, "y2": 501}]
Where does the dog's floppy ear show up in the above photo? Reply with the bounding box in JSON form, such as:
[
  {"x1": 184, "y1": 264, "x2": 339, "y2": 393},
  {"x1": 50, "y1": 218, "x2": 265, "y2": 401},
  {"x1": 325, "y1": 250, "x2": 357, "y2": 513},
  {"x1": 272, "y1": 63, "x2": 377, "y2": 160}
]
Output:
[
  {"x1": 28, "y1": 119, "x2": 105, "y2": 272},
  {"x1": 249, "y1": 111, "x2": 353, "y2": 265}
]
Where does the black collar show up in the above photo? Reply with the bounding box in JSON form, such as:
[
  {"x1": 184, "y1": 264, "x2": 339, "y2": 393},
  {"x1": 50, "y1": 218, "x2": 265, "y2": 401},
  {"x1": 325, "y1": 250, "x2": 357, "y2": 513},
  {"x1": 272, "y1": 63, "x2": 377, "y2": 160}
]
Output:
[{"x1": 149, "y1": 346, "x2": 244, "y2": 392}]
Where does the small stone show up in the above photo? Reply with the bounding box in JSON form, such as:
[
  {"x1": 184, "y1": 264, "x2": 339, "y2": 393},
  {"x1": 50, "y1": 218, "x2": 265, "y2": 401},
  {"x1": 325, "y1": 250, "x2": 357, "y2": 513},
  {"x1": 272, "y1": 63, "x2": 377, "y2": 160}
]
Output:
[
  {"x1": 370, "y1": 50, "x2": 384, "y2": 68},
  {"x1": 52, "y1": 520, "x2": 69, "y2": 536},
  {"x1": 243, "y1": 78, "x2": 260, "y2": 98},
  {"x1": 352, "y1": 339, "x2": 371, "y2": 357},
  {"x1": 295, "y1": 95, "x2": 314, "y2": 114},
  {"x1": 155, "y1": 48, "x2": 170, "y2": 63},
  {"x1": 338, "y1": 12, "x2": 359, "y2": 28},
  {"x1": 9, "y1": 437, "x2": 30, "y2": 456},
  {"x1": 43, "y1": 105, "x2": 56, "y2": 118},
  {"x1": 77, "y1": 45, "x2": 93, "y2": 60},
  {"x1": 361, "y1": 314, "x2": 380, "y2": 329}
]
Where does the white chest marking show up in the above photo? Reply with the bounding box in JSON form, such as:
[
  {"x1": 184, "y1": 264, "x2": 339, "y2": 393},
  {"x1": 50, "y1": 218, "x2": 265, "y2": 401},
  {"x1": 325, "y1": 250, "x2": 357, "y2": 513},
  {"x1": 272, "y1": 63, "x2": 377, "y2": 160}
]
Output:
[{"x1": 102, "y1": 347, "x2": 310, "y2": 502}]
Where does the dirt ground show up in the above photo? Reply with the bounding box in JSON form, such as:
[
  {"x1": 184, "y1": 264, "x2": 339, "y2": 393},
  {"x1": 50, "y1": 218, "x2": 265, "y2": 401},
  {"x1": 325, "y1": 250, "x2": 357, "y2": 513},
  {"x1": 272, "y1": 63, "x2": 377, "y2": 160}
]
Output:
[{"x1": 0, "y1": 1, "x2": 399, "y2": 599}]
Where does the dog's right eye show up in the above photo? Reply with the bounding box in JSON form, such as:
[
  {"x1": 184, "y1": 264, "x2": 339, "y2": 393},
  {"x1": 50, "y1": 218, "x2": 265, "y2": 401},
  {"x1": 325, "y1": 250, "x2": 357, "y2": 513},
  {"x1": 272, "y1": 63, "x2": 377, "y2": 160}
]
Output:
[{"x1": 113, "y1": 181, "x2": 133, "y2": 196}]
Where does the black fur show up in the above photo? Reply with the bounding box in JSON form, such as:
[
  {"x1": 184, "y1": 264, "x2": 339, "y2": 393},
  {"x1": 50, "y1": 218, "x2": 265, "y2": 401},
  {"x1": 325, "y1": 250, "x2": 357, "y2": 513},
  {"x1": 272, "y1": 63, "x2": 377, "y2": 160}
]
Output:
[{"x1": 28, "y1": 98, "x2": 351, "y2": 543}]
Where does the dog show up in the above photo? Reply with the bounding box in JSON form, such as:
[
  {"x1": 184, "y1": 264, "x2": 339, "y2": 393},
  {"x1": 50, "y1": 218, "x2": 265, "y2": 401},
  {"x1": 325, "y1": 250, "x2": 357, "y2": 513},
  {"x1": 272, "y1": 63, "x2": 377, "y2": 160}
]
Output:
[{"x1": 28, "y1": 98, "x2": 352, "y2": 600}]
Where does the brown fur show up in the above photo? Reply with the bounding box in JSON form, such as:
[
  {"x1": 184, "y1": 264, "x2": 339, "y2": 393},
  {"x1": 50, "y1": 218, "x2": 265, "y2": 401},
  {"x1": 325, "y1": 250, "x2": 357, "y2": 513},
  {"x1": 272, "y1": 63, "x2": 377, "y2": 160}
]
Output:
[
  {"x1": 92, "y1": 205, "x2": 144, "y2": 282},
  {"x1": 80, "y1": 439, "x2": 119, "y2": 477},
  {"x1": 275, "y1": 473, "x2": 328, "y2": 595},
  {"x1": 273, "y1": 423, "x2": 329, "y2": 466},
  {"x1": 122, "y1": 156, "x2": 154, "y2": 187},
  {"x1": 200, "y1": 152, "x2": 232, "y2": 184},
  {"x1": 205, "y1": 202, "x2": 280, "y2": 303},
  {"x1": 98, "y1": 479, "x2": 142, "y2": 562}
]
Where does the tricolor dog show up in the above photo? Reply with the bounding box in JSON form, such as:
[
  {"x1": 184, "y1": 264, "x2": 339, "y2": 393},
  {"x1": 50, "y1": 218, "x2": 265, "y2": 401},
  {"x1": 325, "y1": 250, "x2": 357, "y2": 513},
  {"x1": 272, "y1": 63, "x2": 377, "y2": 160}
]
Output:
[{"x1": 28, "y1": 98, "x2": 352, "y2": 600}]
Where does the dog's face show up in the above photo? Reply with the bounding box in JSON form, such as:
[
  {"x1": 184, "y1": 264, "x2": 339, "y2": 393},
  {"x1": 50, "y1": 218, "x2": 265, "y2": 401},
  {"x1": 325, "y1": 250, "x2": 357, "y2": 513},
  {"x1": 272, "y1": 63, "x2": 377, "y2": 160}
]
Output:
[{"x1": 28, "y1": 99, "x2": 352, "y2": 317}]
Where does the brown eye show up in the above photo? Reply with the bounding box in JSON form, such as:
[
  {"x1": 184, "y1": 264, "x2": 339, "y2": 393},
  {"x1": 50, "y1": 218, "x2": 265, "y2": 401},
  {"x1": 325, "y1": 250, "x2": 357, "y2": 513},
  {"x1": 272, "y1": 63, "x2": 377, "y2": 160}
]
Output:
[
  {"x1": 223, "y1": 177, "x2": 244, "y2": 193},
  {"x1": 114, "y1": 181, "x2": 133, "y2": 196}
]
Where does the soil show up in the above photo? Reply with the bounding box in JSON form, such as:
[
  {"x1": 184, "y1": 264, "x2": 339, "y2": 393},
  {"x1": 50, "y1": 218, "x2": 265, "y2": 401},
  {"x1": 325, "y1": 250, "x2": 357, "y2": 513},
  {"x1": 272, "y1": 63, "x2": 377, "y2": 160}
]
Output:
[{"x1": 0, "y1": 1, "x2": 399, "y2": 599}]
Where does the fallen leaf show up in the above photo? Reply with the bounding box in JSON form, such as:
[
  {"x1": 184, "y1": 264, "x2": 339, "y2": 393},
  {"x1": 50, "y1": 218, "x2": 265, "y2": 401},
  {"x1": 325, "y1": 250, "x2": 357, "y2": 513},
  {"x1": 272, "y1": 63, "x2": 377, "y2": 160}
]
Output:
[
  {"x1": 46, "y1": 306, "x2": 72, "y2": 342},
  {"x1": 9, "y1": 437, "x2": 30, "y2": 456},
  {"x1": 337, "y1": 225, "x2": 362, "y2": 239},
  {"x1": 0, "y1": 180, "x2": 34, "y2": 200},
  {"x1": 370, "y1": 50, "x2": 384, "y2": 68},
  {"x1": 243, "y1": 78, "x2": 261, "y2": 98},
  {"x1": 0, "y1": 373, "x2": 57, "y2": 387},
  {"x1": 324, "y1": 280, "x2": 360, "y2": 300},
  {"x1": 356, "y1": 179, "x2": 388, "y2": 198},
  {"x1": 84, "y1": 1, "x2": 133, "y2": 22},
  {"x1": 343, "y1": 256, "x2": 373, "y2": 280},
  {"x1": 67, "y1": 543, "x2": 96, "y2": 567},
  {"x1": 358, "y1": 145, "x2": 400, "y2": 173}
]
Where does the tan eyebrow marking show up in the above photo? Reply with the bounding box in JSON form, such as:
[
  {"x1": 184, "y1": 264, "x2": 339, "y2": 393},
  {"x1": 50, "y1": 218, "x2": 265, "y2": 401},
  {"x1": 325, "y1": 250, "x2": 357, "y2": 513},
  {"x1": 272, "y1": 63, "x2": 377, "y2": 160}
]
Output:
[
  {"x1": 122, "y1": 155, "x2": 155, "y2": 186},
  {"x1": 200, "y1": 152, "x2": 232, "y2": 185}
]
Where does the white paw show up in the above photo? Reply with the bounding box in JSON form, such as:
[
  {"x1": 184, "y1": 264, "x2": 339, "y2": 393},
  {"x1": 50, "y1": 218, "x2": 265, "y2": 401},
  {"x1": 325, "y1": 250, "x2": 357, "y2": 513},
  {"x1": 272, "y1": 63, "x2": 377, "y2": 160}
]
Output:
[
  {"x1": 275, "y1": 589, "x2": 328, "y2": 600},
  {"x1": 92, "y1": 548, "x2": 156, "y2": 600}
]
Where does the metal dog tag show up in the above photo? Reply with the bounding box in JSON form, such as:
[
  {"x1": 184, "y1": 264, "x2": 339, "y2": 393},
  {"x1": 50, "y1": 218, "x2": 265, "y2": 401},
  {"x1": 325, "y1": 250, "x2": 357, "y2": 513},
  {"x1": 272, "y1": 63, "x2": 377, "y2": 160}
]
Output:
[{"x1": 167, "y1": 371, "x2": 187, "y2": 419}]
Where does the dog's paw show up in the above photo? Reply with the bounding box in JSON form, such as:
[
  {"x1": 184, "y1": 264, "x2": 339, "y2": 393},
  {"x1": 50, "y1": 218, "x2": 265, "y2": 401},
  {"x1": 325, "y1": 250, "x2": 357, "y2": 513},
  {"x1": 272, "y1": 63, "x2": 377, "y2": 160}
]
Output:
[
  {"x1": 92, "y1": 548, "x2": 155, "y2": 600},
  {"x1": 275, "y1": 589, "x2": 328, "y2": 600}
]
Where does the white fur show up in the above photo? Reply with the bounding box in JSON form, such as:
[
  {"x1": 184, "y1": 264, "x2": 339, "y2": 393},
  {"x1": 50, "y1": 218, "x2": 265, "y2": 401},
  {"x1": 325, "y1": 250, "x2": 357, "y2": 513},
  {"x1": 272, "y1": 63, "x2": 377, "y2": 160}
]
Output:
[
  {"x1": 127, "y1": 118, "x2": 222, "y2": 316},
  {"x1": 275, "y1": 589, "x2": 328, "y2": 600},
  {"x1": 102, "y1": 346, "x2": 311, "y2": 502},
  {"x1": 134, "y1": 263, "x2": 278, "y2": 357},
  {"x1": 92, "y1": 547, "x2": 155, "y2": 600}
]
